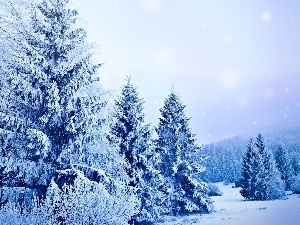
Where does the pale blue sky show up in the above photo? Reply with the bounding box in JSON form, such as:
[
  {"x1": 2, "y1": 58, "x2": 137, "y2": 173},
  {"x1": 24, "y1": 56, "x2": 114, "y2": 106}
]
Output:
[{"x1": 73, "y1": 0, "x2": 300, "y2": 144}]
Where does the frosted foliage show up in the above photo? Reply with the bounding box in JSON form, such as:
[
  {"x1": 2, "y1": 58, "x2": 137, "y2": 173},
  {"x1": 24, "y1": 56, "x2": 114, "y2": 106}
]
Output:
[
  {"x1": 240, "y1": 134, "x2": 285, "y2": 200},
  {"x1": 0, "y1": 0, "x2": 128, "y2": 181},
  {"x1": 0, "y1": 176, "x2": 139, "y2": 225},
  {"x1": 155, "y1": 90, "x2": 213, "y2": 215},
  {"x1": 0, "y1": 0, "x2": 136, "y2": 222},
  {"x1": 290, "y1": 175, "x2": 300, "y2": 194},
  {"x1": 45, "y1": 176, "x2": 139, "y2": 225},
  {"x1": 201, "y1": 126, "x2": 300, "y2": 184},
  {"x1": 274, "y1": 144, "x2": 294, "y2": 190},
  {"x1": 200, "y1": 136, "x2": 244, "y2": 183},
  {"x1": 291, "y1": 152, "x2": 300, "y2": 175},
  {"x1": 110, "y1": 79, "x2": 165, "y2": 222},
  {"x1": 26, "y1": 128, "x2": 51, "y2": 159}
]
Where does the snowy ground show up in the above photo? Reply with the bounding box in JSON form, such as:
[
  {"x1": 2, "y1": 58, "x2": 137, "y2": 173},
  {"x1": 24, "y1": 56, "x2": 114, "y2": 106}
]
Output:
[{"x1": 156, "y1": 183, "x2": 300, "y2": 225}]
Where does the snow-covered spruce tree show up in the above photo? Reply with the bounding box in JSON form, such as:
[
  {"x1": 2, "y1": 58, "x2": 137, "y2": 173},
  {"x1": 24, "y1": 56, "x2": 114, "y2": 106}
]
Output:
[
  {"x1": 274, "y1": 144, "x2": 294, "y2": 190},
  {"x1": 155, "y1": 88, "x2": 213, "y2": 215},
  {"x1": 0, "y1": 0, "x2": 138, "y2": 222},
  {"x1": 109, "y1": 78, "x2": 165, "y2": 223},
  {"x1": 110, "y1": 78, "x2": 151, "y2": 186},
  {"x1": 240, "y1": 134, "x2": 284, "y2": 200},
  {"x1": 255, "y1": 134, "x2": 285, "y2": 200},
  {"x1": 240, "y1": 138, "x2": 263, "y2": 200}
]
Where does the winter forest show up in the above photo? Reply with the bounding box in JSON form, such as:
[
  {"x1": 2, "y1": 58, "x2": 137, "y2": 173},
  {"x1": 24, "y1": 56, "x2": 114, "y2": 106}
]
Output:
[{"x1": 0, "y1": 0, "x2": 300, "y2": 225}]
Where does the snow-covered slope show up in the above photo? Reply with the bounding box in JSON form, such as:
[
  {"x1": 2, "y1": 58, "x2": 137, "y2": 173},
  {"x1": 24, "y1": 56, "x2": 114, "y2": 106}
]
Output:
[{"x1": 156, "y1": 183, "x2": 300, "y2": 225}]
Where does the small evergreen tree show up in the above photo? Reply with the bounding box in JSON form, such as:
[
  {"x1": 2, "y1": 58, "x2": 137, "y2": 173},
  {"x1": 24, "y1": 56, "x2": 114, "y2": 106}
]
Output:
[
  {"x1": 155, "y1": 88, "x2": 213, "y2": 215},
  {"x1": 274, "y1": 144, "x2": 294, "y2": 190},
  {"x1": 240, "y1": 134, "x2": 285, "y2": 200},
  {"x1": 255, "y1": 143, "x2": 285, "y2": 200},
  {"x1": 240, "y1": 139, "x2": 262, "y2": 200}
]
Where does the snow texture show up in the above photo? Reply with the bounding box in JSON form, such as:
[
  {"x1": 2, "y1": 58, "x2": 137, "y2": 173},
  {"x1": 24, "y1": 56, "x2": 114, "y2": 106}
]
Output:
[{"x1": 156, "y1": 183, "x2": 300, "y2": 225}]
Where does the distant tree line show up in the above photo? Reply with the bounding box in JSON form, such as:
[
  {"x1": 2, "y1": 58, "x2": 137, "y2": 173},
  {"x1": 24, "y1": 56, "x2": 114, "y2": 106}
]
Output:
[
  {"x1": 200, "y1": 133, "x2": 300, "y2": 186},
  {"x1": 201, "y1": 131, "x2": 300, "y2": 201}
]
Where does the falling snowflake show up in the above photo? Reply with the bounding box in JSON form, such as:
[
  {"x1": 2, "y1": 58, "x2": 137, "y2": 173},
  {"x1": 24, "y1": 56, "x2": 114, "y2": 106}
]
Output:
[{"x1": 262, "y1": 11, "x2": 272, "y2": 22}]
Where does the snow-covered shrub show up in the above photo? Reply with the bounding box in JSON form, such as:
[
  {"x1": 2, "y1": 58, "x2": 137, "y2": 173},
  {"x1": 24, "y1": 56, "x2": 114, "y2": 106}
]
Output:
[
  {"x1": 0, "y1": 174, "x2": 139, "y2": 225},
  {"x1": 290, "y1": 175, "x2": 300, "y2": 194},
  {"x1": 207, "y1": 183, "x2": 223, "y2": 196},
  {"x1": 266, "y1": 176, "x2": 286, "y2": 200},
  {"x1": 0, "y1": 201, "x2": 53, "y2": 225},
  {"x1": 47, "y1": 175, "x2": 139, "y2": 225}
]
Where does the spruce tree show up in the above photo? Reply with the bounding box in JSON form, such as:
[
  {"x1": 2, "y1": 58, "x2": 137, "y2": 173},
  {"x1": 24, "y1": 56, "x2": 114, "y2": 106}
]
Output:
[
  {"x1": 240, "y1": 134, "x2": 285, "y2": 200},
  {"x1": 110, "y1": 78, "x2": 151, "y2": 185},
  {"x1": 240, "y1": 138, "x2": 263, "y2": 200},
  {"x1": 109, "y1": 78, "x2": 163, "y2": 223},
  {"x1": 0, "y1": 0, "x2": 138, "y2": 220},
  {"x1": 155, "y1": 88, "x2": 213, "y2": 215},
  {"x1": 274, "y1": 144, "x2": 294, "y2": 190}
]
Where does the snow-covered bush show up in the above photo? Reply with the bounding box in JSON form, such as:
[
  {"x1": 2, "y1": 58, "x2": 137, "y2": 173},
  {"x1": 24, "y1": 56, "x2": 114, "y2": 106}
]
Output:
[
  {"x1": 0, "y1": 201, "x2": 52, "y2": 225},
  {"x1": 207, "y1": 183, "x2": 223, "y2": 196},
  {"x1": 0, "y1": 174, "x2": 139, "y2": 225},
  {"x1": 290, "y1": 175, "x2": 300, "y2": 194},
  {"x1": 266, "y1": 176, "x2": 285, "y2": 200},
  {"x1": 47, "y1": 175, "x2": 139, "y2": 225}
]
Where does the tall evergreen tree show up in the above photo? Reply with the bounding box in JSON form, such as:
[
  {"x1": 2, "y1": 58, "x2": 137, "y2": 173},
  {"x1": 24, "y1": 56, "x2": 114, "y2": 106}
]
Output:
[
  {"x1": 274, "y1": 144, "x2": 294, "y2": 190},
  {"x1": 109, "y1": 78, "x2": 164, "y2": 223},
  {"x1": 110, "y1": 78, "x2": 151, "y2": 186},
  {"x1": 0, "y1": 0, "x2": 138, "y2": 221},
  {"x1": 155, "y1": 88, "x2": 213, "y2": 215}
]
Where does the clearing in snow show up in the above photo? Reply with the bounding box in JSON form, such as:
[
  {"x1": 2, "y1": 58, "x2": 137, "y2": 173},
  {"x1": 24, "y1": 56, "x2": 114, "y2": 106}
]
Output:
[{"x1": 157, "y1": 182, "x2": 300, "y2": 225}]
